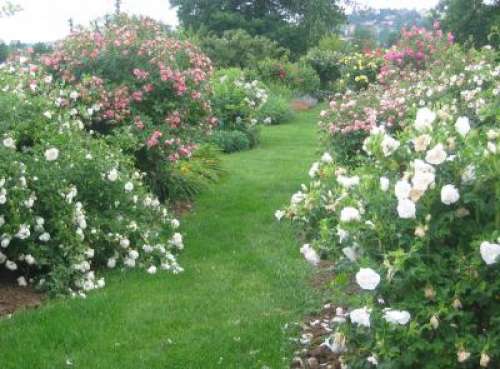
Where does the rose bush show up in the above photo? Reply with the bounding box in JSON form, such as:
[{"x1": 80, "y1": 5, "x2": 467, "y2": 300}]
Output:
[
  {"x1": 0, "y1": 56, "x2": 184, "y2": 295},
  {"x1": 280, "y1": 35, "x2": 500, "y2": 368},
  {"x1": 39, "y1": 14, "x2": 217, "y2": 200}
]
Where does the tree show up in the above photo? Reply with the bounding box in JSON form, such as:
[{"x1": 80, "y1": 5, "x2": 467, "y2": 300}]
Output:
[
  {"x1": 0, "y1": 42, "x2": 8, "y2": 62},
  {"x1": 433, "y1": 0, "x2": 500, "y2": 47},
  {"x1": 170, "y1": 0, "x2": 345, "y2": 56}
]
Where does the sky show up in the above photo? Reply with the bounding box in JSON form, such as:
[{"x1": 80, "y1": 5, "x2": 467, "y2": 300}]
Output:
[{"x1": 0, "y1": 0, "x2": 440, "y2": 43}]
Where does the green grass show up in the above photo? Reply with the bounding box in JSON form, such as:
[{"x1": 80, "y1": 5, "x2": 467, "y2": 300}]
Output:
[{"x1": 0, "y1": 106, "x2": 323, "y2": 369}]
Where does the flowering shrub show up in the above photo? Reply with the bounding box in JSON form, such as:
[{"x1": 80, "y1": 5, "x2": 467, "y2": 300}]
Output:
[
  {"x1": 336, "y1": 50, "x2": 384, "y2": 91},
  {"x1": 280, "y1": 42, "x2": 500, "y2": 367},
  {"x1": 40, "y1": 14, "x2": 217, "y2": 200},
  {"x1": 0, "y1": 59, "x2": 184, "y2": 295},
  {"x1": 210, "y1": 68, "x2": 269, "y2": 150}
]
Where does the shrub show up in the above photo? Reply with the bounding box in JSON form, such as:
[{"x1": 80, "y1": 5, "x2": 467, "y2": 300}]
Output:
[
  {"x1": 252, "y1": 58, "x2": 320, "y2": 96},
  {"x1": 199, "y1": 29, "x2": 289, "y2": 68},
  {"x1": 302, "y1": 47, "x2": 341, "y2": 90},
  {"x1": 210, "y1": 68, "x2": 267, "y2": 150},
  {"x1": 210, "y1": 130, "x2": 251, "y2": 153},
  {"x1": 256, "y1": 94, "x2": 294, "y2": 125},
  {"x1": 40, "y1": 14, "x2": 217, "y2": 201},
  {"x1": 0, "y1": 62, "x2": 184, "y2": 295},
  {"x1": 279, "y1": 40, "x2": 500, "y2": 368}
]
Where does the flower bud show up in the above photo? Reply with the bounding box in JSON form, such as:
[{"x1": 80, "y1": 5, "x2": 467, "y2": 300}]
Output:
[
  {"x1": 452, "y1": 298, "x2": 462, "y2": 309},
  {"x1": 424, "y1": 286, "x2": 436, "y2": 300}
]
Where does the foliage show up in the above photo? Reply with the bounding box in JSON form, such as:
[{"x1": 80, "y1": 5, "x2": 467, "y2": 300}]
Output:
[
  {"x1": 170, "y1": 0, "x2": 345, "y2": 56},
  {"x1": 210, "y1": 130, "x2": 250, "y2": 153},
  {"x1": 433, "y1": 0, "x2": 500, "y2": 47},
  {"x1": 41, "y1": 14, "x2": 217, "y2": 201},
  {"x1": 0, "y1": 61, "x2": 184, "y2": 295},
  {"x1": 0, "y1": 42, "x2": 8, "y2": 63},
  {"x1": 256, "y1": 94, "x2": 294, "y2": 126},
  {"x1": 252, "y1": 58, "x2": 320, "y2": 96},
  {"x1": 199, "y1": 29, "x2": 288, "y2": 68},
  {"x1": 301, "y1": 48, "x2": 341, "y2": 90},
  {"x1": 280, "y1": 31, "x2": 500, "y2": 368},
  {"x1": 210, "y1": 68, "x2": 267, "y2": 150}
]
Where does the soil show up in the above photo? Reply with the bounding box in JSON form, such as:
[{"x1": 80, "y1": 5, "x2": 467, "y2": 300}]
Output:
[
  {"x1": 0, "y1": 270, "x2": 45, "y2": 317},
  {"x1": 171, "y1": 200, "x2": 194, "y2": 218},
  {"x1": 289, "y1": 263, "x2": 343, "y2": 369}
]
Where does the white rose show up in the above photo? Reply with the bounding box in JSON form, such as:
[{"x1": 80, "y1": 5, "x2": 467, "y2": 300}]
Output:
[
  {"x1": 383, "y1": 309, "x2": 411, "y2": 325},
  {"x1": 309, "y1": 162, "x2": 320, "y2": 178},
  {"x1": 274, "y1": 210, "x2": 285, "y2": 221},
  {"x1": 480, "y1": 353, "x2": 491, "y2": 367},
  {"x1": 479, "y1": 241, "x2": 500, "y2": 265},
  {"x1": 395, "y1": 179, "x2": 411, "y2": 200},
  {"x1": 170, "y1": 219, "x2": 180, "y2": 229},
  {"x1": 350, "y1": 307, "x2": 371, "y2": 328},
  {"x1": 3, "y1": 137, "x2": 16, "y2": 149},
  {"x1": 120, "y1": 238, "x2": 130, "y2": 248},
  {"x1": 340, "y1": 207, "x2": 361, "y2": 223},
  {"x1": 337, "y1": 175, "x2": 360, "y2": 189},
  {"x1": 147, "y1": 265, "x2": 157, "y2": 274},
  {"x1": 6, "y1": 260, "x2": 17, "y2": 270},
  {"x1": 381, "y1": 134, "x2": 400, "y2": 157},
  {"x1": 455, "y1": 116, "x2": 471, "y2": 137},
  {"x1": 461, "y1": 164, "x2": 476, "y2": 185},
  {"x1": 440, "y1": 184, "x2": 460, "y2": 205},
  {"x1": 415, "y1": 107, "x2": 436, "y2": 131},
  {"x1": 457, "y1": 350, "x2": 471, "y2": 363},
  {"x1": 25, "y1": 254, "x2": 36, "y2": 265},
  {"x1": 107, "y1": 258, "x2": 117, "y2": 269},
  {"x1": 44, "y1": 147, "x2": 59, "y2": 161},
  {"x1": 355, "y1": 268, "x2": 381, "y2": 290},
  {"x1": 15, "y1": 224, "x2": 30, "y2": 240},
  {"x1": 128, "y1": 250, "x2": 139, "y2": 260},
  {"x1": 300, "y1": 244, "x2": 320, "y2": 266},
  {"x1": 107, "y1": 168, "x2": 119, "y2": 182},
  {"x1": 124, "y1": 182, "x2": 134, "y2": 192},
  {"x1": 425, "y1": 144, "x2": 447, "y2": 165},
  {"x1": 413, "y1": 134, "x2": 432, "y2": 152},
  {"x1": 380, "y1": 176, "x2": 390, "y2": 192},
  {"x1": 170, "y1": 232, "x2": 184, "y2": 249},
  {"x1": 17, "y1": 276, "x2": 28, "y2": 287},
  {"x1": 321, "y1": 152, "x2": 333, "y2": 163},
  {"x1": 291, "y1": 191, "x2": 305, "y2": 205},
  {"x1": 397, "y1": 199, "x2": 416, "y2": 219},
  {"x1": 39, "y1": 232, "x2": 51, "y2": 242}
]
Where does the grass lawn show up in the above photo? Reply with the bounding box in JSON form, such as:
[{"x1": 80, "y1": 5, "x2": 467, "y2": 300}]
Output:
[{"x1": 0, "y1": 106, "x2": 323, "y2": 369}]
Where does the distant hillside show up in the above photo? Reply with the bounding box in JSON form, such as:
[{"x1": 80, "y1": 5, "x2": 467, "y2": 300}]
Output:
[{"x1": 343, "y1": 8, "x2": 431, "y2": 47}]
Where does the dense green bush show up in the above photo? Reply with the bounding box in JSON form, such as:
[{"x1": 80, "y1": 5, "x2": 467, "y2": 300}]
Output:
[
  {"x1": 251, "y1": 58, "x2": 320, "y2": 96},
  {"x1": 199, "y1": 29, "x2": 289, "y2": 68},
  {"x1": 210, "y1": 130, "x2": 251, "y2": 153},
  {"x1": 256, "y1": 94, "x2": 294, "y2": 125},
  {"x1": 301, "y1": 47, "x2": 341, "y2": 90}
]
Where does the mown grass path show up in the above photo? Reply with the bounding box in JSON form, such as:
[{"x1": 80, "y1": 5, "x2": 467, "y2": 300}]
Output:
[{"x1": 0, "y1": 106, "x2": 322, "y2": 369}]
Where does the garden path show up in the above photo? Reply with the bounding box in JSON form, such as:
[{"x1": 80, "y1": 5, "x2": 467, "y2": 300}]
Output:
[{"x1": 0, "y1": 106, "x2": 322, "y2": 369}]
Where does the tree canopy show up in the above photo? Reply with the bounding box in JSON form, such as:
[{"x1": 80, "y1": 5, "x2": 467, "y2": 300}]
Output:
[
  {"x1": 170, "y1": 0, "x2": 346, "y2": 56},
  {"x1": 434, "y1": 0, "x2": 500, "y2": 47}
]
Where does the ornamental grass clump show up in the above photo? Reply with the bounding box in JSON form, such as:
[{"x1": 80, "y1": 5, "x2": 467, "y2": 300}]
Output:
[
  {"x1": 280, "y1": 39, "x2": 500, "y2": 367},
  {"x1": 0, "y1": 57, "x2": 184, "y2": 296}
]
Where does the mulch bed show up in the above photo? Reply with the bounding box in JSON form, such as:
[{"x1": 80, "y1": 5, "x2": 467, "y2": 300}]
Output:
[
  {"x1": 289, "y1": 262, "x2": 343, "y2": 369},
  {"x1": 0, "y1": 271, "x2": 45, "y2": 317}
]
